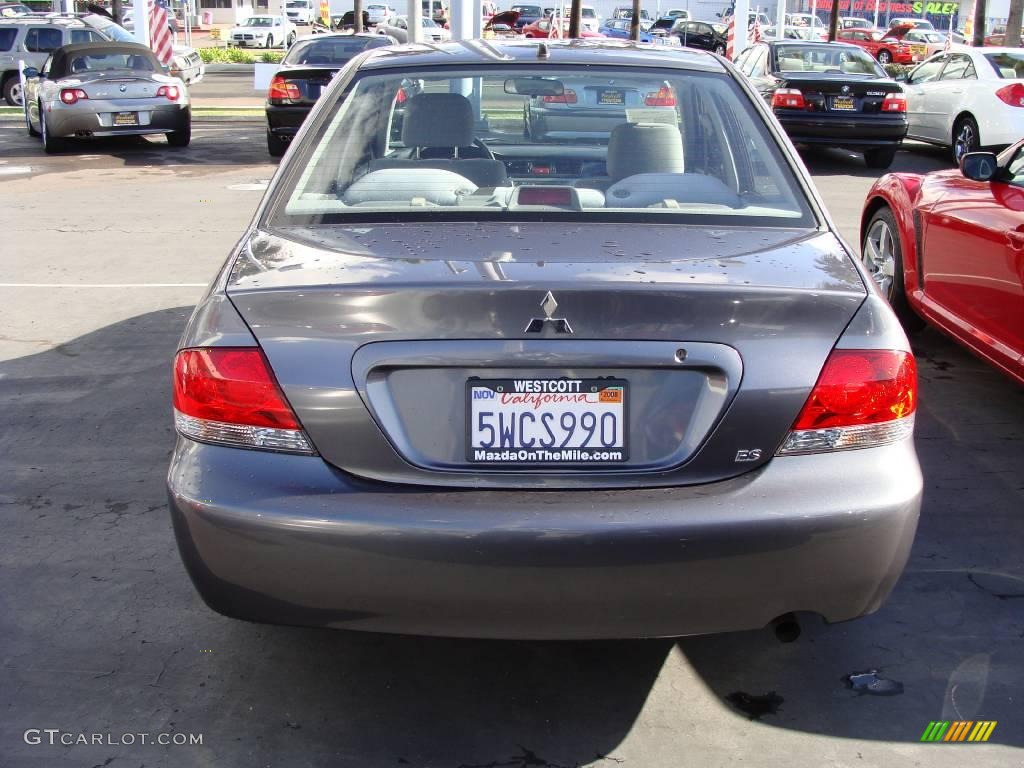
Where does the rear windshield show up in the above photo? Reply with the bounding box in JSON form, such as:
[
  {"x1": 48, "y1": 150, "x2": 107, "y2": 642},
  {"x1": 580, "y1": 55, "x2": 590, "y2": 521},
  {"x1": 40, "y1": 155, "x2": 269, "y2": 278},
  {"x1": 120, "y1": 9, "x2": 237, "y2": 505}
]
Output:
[
  {"x1": 284, "y1": 36, "x2": 387, "y2": 64},
  {"x1": 264, "y1": 65, "x2": 814, "y2": 229},
  {"x1": 985, "y1": 51, "x2": 1024, "y2": 78},
  {"x1": 775, "y1": 44, "x2": 884, "y2": 75},
  {"x1": 67, "y1": 51, "x2": 158, "y2": 72}
]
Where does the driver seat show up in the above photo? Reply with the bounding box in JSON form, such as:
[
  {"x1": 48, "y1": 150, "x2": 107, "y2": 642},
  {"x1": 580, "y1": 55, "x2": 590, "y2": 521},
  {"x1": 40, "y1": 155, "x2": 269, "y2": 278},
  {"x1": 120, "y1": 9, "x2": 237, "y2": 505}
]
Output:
[{"x1": 368, "y1": 93, "x2": 508, "y2": 188}]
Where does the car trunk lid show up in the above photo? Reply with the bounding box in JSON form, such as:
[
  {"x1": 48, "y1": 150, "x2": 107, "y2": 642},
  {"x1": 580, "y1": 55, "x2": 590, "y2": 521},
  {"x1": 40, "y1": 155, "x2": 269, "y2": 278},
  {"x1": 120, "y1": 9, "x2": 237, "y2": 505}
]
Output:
[
  {"x1": 779, "y1": 73, "x2": 902, "y2": 113},
  {"x1": 76, "y1": 75, "x2": 163, "y2": 100},
  {"x1": 225, "y1": 223, "x2": 866, "y2": 489}
]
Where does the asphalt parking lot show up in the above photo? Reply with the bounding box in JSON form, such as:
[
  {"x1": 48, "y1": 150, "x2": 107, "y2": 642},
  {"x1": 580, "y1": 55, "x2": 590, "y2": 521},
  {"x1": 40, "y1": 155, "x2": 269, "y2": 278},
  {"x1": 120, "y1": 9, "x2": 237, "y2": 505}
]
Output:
[{"x1": 1, "y1": 121, "x2": 1022, "y2": 768}]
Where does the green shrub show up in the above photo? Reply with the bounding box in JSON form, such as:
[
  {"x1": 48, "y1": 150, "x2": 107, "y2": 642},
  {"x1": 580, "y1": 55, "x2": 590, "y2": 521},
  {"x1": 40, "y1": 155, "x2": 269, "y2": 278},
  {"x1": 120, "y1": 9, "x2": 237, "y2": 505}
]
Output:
[
  {"x1": 883, "y1": 63, "x2": 911, "y2": 80},
  {"x1": 197, "y1": 48, "x2": 285, "y2": 64}
]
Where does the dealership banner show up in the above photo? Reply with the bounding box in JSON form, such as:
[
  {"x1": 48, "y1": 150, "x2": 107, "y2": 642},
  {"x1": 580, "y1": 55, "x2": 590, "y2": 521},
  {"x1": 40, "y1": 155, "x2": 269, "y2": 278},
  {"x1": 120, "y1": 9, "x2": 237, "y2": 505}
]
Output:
[{"x1": 807, "y1": 0, "x2": 959, "y2": 13}]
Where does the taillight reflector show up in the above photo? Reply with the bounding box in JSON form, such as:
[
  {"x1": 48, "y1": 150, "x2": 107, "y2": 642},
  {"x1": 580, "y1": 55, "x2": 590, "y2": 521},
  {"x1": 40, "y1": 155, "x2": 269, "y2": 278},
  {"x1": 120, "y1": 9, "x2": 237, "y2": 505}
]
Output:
[
  {"x1": 778, "y1": 349, "x2": 917, "y2": 455},
  {"x1": 268, "y1": 75, "x2": 301, "y2": 102},
  {"x1": 60, "y1": 88, "x2": 88, "y2": 105},
  {"x1": 543, "y1": 89, "x2": 577, "y2": 104},
  {"x1": 882, "y1": 93, "x2": 906, "y2": 112},
  {"x1": 771, "y1": 88, "x2": 805, "y2": 109},
  {"x1": 995, "y1": 82, "x2": 1024, "y2": 107},
  {"x1": 644, "y1": 86, "x2": 677, "y2": 107}
]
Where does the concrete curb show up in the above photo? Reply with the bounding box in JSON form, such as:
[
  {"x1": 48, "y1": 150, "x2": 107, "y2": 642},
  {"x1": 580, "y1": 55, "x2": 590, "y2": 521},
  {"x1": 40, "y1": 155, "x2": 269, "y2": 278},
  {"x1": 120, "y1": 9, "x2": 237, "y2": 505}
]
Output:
[{"x1": 203, "y1": 63, "x2": 257, "y2": 74}]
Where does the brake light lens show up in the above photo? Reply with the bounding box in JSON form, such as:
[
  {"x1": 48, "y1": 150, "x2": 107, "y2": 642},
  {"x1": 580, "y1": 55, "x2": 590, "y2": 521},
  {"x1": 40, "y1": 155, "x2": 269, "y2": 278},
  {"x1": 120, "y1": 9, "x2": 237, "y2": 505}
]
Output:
[
  {"x1": 268, "y1": 75, "x2": 302, "y2": 103},
  {"x1": 60, "y1": 88, "x2": 88, "y2": 105},
  {"x1": 156, "y1": 84, "x2": 180, "y2": 102},
  {"x1": 172, "y1": 348, "x2": 313, "y2": 453},
  {"x1": 777, "y1": 349, "x2": 917, "y2": 455},
  {"x1": 395, "y1": 86, "x2": 408, "y2": 104},
  {"x1": 771, "y1": 88, "x2": 805, "y2": 109},
  {"x1": 644, "y1": 86, "x2": 677, "y2": 106},
  {"x1": 882, "y1": 93, "x2": 906, "y2": 112},
  {"x1": 543, "y1": 89, "x2": 577, "y2": 104},
  {"x1": 995, "y1": 82, "x2": 1024, "y2": 107}
]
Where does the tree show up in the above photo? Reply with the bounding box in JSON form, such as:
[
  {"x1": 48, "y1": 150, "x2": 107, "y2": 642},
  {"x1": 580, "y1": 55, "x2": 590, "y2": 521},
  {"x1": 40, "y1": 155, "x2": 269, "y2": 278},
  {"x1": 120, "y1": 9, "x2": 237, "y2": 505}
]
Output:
[
  {"x1": 630, "y1": 0, "x2": 641, "y2": 40},
  {"x1": 568, "y1": 0, "x2": 581, "y2": 38},
  {"x1": 972, "y1": 0, "x2": 987, "y2": 47},
  {"x1": 1006, "y1": 0, "x2": 1023, "y2": 47},
  {"x1": 354, "y1": 0, "x2": 363, "y2": 33},
  {"x1": 827, "y1": 4, "x2": 839, "y2": 43},
  {"x1": 111, "y1": 0, "x2": 122, "y2": 25}
]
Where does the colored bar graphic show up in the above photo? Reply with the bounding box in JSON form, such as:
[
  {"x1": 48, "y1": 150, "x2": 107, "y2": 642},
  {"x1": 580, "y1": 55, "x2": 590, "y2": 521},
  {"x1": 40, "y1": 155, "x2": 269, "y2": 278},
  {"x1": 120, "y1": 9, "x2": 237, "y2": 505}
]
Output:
[{"x1": 920, "y1": 721, "x2": 996, "y2": 743}]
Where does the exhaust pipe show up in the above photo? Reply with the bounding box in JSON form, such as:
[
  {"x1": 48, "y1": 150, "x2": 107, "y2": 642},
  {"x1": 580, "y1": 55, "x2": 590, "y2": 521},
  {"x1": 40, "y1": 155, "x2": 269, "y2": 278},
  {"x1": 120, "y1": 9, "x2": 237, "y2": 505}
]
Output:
[{"x1": 771, "y1": 612, "x2": 801, "y2": 643}]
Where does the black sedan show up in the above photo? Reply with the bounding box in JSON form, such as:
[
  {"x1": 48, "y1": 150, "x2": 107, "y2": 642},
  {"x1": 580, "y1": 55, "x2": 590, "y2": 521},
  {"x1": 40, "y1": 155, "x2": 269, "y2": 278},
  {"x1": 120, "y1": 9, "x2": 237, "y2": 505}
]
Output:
[
  {"x1": 735, "y1": 41, "x2": 907, "y2": 168},
  {"x1": 265, "y1": 32, "x2": 393, "y2": 156},
  {"x1": 674, "y1": 20, "x2": 728, "y2": 56}
]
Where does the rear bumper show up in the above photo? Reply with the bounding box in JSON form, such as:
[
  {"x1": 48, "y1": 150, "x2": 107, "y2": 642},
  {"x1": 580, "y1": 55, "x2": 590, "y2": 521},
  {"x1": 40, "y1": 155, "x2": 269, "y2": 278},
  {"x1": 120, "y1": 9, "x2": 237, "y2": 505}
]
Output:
[
  {"x1": 265, "y1": 104, "x2": 311, "y2": 135},
  {"x1": 46, "y1": 103, "x2": 189, "y2": 138},
  {"x1": 167, "y1": 437, "x2": 922, "y2": 640},
  {"x1": 776, "y1": 111, "x2": 908, "y2": 148}
]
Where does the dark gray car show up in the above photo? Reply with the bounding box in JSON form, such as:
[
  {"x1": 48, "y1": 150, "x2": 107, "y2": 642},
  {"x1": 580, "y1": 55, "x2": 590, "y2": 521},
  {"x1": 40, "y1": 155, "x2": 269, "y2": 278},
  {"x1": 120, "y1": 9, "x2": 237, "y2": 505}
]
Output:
[{"x1": 168, "y1": 41, "x2": 922, "y2": 640}]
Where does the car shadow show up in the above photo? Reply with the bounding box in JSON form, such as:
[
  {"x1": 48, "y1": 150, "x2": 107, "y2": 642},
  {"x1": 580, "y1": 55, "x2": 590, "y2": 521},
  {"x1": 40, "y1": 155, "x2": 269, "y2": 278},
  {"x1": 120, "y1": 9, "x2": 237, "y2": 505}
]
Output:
[
  {"x1": 1, "y1": 309, "x2": 1021, "y2": 765},
  {"x1": 679, "y1": 327, "x2": 1024, "y2": 748},
  {"x1": 799, "y1": 142, "x2": 953, "y2": 177}
]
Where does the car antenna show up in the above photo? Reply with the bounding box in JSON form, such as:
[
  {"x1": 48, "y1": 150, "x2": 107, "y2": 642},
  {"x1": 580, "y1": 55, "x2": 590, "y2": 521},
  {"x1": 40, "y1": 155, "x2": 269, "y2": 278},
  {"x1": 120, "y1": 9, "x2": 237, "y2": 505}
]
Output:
[{"x1": 537, "y1": 42, "x2": 549, "y2": 59}]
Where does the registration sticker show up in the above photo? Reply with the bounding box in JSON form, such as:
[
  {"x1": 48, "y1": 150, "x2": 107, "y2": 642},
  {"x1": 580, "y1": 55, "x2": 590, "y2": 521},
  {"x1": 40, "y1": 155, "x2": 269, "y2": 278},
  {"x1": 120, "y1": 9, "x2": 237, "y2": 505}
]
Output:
[{"x1": 467, "y1": 378, "x2": 628, "y2": 465}]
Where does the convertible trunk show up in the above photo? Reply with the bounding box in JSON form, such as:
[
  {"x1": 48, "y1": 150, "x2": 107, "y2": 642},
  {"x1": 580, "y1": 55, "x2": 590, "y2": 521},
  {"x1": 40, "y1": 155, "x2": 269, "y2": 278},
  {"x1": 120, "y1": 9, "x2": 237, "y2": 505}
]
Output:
[{"x1": 225, "y1": 222, "x2": 867, "y2": 489}]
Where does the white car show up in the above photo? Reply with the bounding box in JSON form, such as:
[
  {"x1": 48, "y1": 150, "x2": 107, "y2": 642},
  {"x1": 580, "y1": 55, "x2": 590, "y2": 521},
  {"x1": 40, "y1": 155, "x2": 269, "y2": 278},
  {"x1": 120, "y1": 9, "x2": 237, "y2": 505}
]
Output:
[
  {"x1": 377, "y1": 15, "x2": 450, "y2": 43},
  {"x1": 284, "y1": 0, "x2": 317, "y2": 25},
  {"x1": 227, "y1": 15, "x2": 296, "y2": 49},
  {"x1": 366, "y1": 3, "x2": 395, "y2": 24},
  {"x1": 785, "y1": 13, "x2": 828, "y2": 40},
  {"x1": 560, "y1": 5, "x2": 600, "y2": 33},
  {"x1": 902, "y1": 47, "x2": 1024, "y2": 162}
]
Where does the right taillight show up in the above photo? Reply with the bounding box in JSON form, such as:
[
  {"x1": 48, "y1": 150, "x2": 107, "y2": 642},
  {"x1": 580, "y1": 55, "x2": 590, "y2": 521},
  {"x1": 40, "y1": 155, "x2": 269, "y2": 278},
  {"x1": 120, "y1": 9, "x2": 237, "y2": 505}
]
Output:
[
  {"x1": 882, "y1": 93, "x2": 906, "y2": 112},
  {"x1": 771, "y1": 88, "x2": 805, "y2": 109},
  {"x1": 268, "y1": 75, "x2": 301, "y2": 104},
  {"x1": 995, "y1": 82, "x2": 1024, "y2": 107},
  {"x1": 172, "y1": 347, "x2": 314, "y2": 454},
  {"x1": 777, "y1": 349, "x2": 917, "y2": 455}
]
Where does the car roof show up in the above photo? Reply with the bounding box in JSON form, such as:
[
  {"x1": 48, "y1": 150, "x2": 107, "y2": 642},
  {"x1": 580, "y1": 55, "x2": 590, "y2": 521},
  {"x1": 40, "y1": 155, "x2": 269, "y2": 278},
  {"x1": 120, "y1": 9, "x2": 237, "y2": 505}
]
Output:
[
  {"x1": 769, "y1": 40, "x2": 861, "y2": 50},
  {"x1": 0, "y1": 15, "x2": 85, "y2": 26},
  {"x1": 356, "y1": 39, "x2": 727, "y2": 72}
]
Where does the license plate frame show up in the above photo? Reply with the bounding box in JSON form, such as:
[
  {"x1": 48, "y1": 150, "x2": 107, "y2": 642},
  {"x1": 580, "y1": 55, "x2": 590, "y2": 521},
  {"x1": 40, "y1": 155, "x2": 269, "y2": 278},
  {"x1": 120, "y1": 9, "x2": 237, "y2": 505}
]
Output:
[
  {"x1": 597, "y1": 88, "x2": 626, "y2": 106},
  {"x1": 466, "y1": 377, "x2": 629, "y2": 465},
  {"x1": 113, "y1": 111, "x2": 138, "y2": 126},
  {"x1": 830, "y1": 96, "x2": 856, "y2": 111}
]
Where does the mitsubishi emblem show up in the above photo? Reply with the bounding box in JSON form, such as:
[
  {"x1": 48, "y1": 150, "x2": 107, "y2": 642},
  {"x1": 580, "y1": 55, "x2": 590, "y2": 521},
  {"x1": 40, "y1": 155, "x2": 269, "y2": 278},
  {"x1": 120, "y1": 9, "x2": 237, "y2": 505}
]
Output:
[{"x1": 525, "y1": 291, "x2": 573, "y2": 334}]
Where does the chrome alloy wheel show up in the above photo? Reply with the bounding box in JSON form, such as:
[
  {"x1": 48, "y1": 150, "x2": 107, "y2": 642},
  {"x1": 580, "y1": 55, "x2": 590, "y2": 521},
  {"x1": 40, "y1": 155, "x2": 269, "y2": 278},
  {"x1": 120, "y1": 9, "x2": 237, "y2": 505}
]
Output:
[{"x1": 863, "y1": 217, "x2": 897, "y2": 298}]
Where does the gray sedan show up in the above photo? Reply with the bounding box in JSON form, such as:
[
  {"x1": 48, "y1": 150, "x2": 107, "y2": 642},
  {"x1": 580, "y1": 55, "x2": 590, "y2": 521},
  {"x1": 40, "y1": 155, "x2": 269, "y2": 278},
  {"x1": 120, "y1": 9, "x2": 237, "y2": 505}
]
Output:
[
  {"x1": 23, "y1": 41, "x2": 191, "y2": 153},
  {"x1": 168, "y1": 41, "x2": 921, "y2": 641}
]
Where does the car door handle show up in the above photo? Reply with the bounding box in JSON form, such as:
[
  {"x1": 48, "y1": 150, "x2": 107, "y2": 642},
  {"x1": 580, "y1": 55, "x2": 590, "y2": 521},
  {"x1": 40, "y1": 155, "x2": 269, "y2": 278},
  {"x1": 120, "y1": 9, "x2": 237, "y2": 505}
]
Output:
[
  {"x1": 1007, "y1": 231, "x2": 1024, "y2": 250},
  {"x1": 950, "y1": 89, "x2": 963, "y2": 95}
]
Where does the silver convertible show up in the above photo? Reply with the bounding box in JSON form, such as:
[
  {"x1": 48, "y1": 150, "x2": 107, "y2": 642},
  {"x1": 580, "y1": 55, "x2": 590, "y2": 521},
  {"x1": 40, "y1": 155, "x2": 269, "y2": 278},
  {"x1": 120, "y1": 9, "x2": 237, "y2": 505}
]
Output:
[
  {"x1": 22, "y1": 41, "x2": 191, "y2": 153},
  {"x1": 168, "y1": 41, "x2": 922, "y2": 641}
]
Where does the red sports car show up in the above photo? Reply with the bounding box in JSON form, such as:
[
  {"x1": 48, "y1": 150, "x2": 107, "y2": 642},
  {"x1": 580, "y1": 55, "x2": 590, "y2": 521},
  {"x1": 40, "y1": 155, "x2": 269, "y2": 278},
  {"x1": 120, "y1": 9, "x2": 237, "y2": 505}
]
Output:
[
  {"x1": 836, "y1": 27, "x2": 922, "y2": 65},
  {"x1": 861, "y1": 143, "x2": 1024, "y2": 385},
  {"x1": 521, "y1": 17, "x2": 604, "y2": 38}
]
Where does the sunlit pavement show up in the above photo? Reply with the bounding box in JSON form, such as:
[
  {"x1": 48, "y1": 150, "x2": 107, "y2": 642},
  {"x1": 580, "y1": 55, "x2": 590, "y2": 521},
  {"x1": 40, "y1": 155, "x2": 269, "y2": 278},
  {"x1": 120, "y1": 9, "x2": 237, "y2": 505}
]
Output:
[{"x1": 1, "y1": 123, "x2": 1021, "y2": 767}]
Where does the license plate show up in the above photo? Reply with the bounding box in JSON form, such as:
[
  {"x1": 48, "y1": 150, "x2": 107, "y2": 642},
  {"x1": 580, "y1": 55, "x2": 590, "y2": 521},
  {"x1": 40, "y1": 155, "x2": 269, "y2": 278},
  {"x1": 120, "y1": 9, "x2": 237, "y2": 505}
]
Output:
[
  {"x1": 113, "y1": 112, "x2": 138, "y2": 126},
  {"x1": 912, "y1": 45, "x2": 927, "y2": 55},
  {"x1": 831, "y1": 96, "x2": 856, "y2": 111},
  {"x1": 467, "y1": 378, "x2": 628, "y2": 464},
  {"x1": 598, "y1": 89, "x2": 625, "y2": 106}
]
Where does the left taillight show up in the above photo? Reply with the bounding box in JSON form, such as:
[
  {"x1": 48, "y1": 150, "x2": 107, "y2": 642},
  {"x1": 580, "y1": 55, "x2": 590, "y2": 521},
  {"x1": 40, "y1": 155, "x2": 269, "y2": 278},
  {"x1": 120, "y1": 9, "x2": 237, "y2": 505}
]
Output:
[
  {"x1": 60, "y1": 88, "x2": 88, "y2": 105},
  {"x1": 777, "y1": 349, "x2": 917, "y2": 455},
  {"x1": 771, "y1": 88, "x2": 805, "y2": 109},
  {"x1": 268, "y1": 74, "x2": 301, "y2": 103},
  {"x1": 172, "y1": 347, "x2": 314, "y2": 454},
  {"x1": 156, "y1": 84, "x2": 180, "y2": 102}
]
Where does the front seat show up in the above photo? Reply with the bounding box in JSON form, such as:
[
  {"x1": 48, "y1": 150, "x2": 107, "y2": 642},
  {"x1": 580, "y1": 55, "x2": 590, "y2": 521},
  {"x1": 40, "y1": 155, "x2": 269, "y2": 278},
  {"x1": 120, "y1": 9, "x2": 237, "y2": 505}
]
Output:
[{"x1": 369, "y1": 93, "x2": 508, "y2": 188}]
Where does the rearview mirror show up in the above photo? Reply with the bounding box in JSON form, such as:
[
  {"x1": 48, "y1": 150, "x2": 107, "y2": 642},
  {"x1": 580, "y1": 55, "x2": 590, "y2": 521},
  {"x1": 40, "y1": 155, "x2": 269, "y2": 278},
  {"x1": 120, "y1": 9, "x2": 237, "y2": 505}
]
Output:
[
  {"x1": 504, "y1": 77, "x2": 564, "y2": 97},
  {"x1": 960, "y1": 151, "x2": 999, "y2": 182},
  {"x1": 22, "y1": 67, "x2": 39, "y2": 79}
]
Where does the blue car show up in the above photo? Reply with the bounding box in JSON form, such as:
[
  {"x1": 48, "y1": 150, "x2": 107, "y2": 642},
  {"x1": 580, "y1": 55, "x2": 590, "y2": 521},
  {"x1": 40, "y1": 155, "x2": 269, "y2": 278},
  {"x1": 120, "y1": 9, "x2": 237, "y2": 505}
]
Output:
[{"x1": 598, "y1": 18, "x2": 654, "y2": 41}]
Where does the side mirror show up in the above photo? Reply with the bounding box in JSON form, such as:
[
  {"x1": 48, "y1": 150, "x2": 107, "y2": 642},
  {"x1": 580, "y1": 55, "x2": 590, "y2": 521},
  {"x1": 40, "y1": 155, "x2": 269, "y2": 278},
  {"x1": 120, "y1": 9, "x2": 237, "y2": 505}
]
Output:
[
  {"x1": 960, "y1": 151, "x2": 999, "y2": 182},
  {"x1": 22, "y1": 67, "x2": 39, "y2": 78}
]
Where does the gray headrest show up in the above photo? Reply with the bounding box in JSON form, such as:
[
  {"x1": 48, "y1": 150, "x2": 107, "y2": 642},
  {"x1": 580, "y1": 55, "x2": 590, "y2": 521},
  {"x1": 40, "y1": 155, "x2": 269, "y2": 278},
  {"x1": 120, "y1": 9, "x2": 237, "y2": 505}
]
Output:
[
  {"x1": 606, "y1": 122, "x2": 684, "y2": 183},
  {"x1": 402, "y1": 93, "x2": 474, "y2": 148}
]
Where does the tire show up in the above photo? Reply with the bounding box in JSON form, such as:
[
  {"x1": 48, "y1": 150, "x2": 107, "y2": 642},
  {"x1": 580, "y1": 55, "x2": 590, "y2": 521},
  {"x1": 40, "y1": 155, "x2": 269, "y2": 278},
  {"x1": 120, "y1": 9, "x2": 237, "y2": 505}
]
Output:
[
  {"x1": 952, "y1": 115, "x2": 980, "y2": 164},
  {"x1": 3, "y1": 74, "x2": 23, "y2": 107},
  {"x1": 877, "y1": 49, "x2": 892, "y2": 64},
  {"x1": 267, "y1": 129, "x2": 286, "y2": 157},
  {"x1": 714, "y1": 44, "x2": 726, "y2": 56},
  {"x1": 40, "y1": 108, "x2": 63, "y2": 154},
  {"x1": 166, "y1": 116, "x2": 191, "y2": 147},
  {"x1": 864, "y1": 147, "x2": 897, "y2": 169},
  {"x1": 862, "y1": 206, "x2": 925, "y2": 330},
  {"x1": 265, "y1": 34, "x2": 274, "y2": 48},
  {"x1": 25, "y1": 101, "x2": 39, "y2": 137}
]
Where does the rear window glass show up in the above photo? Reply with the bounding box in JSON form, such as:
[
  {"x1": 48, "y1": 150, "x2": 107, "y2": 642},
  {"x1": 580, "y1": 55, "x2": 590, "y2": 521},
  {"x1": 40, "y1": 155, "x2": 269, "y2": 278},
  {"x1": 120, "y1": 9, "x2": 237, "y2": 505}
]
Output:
[
  {"x1": 284, "y1": 36, "x2": 386, "y2": 64},
  {"x1": 66, "y1": 51, "x2": 158, "y2": 73},
  {"x1": 0, "y1": 28, "x2": 16, "y2": 51},
  {"x1": 775, "y1": 44, "x2": 883, "y2": 75},
  {"x1": 264, "y1": 65, "x2": 814, "y2": 229},
  {"x1": 985, "y1": 52, "x2": 1024, "y2": 78}
]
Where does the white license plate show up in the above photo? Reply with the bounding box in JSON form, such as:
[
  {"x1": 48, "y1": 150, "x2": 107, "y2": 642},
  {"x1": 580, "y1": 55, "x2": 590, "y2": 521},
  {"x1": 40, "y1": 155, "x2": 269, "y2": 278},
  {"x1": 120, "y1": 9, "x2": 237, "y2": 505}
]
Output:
[{"x1": 467, "y1": 378, "x2": 628, "y2": 465}]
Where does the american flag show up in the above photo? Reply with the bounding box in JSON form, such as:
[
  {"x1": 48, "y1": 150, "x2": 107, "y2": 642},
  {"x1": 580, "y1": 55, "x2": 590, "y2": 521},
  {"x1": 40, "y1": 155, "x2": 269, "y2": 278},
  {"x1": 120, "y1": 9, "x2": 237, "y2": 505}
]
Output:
[
  {"x1": 149, "y1": 0, "x2": 174, "y2": 67},
  {"x1": 752, "y1": 18, "x2": 762, "y2": 44},
  {"x1": 548, "y1": 7, "x2": 562, "y2": 39}
]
